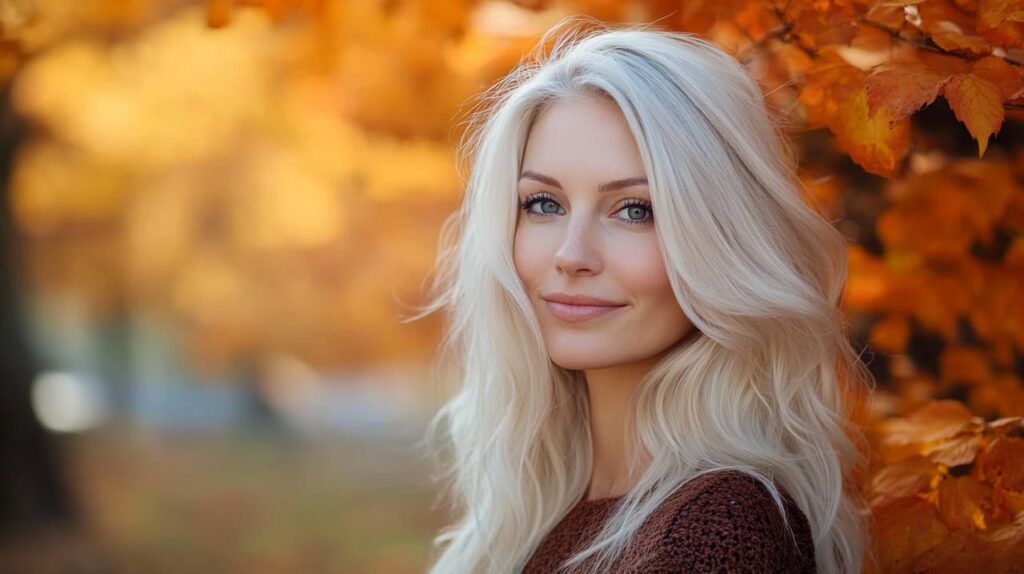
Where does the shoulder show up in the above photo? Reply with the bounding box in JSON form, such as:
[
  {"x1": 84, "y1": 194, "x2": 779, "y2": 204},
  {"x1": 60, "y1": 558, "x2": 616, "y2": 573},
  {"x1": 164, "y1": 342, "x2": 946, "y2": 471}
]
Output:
[{"x1": 640, "y1": 470, "x2": 816, "y2": 574}]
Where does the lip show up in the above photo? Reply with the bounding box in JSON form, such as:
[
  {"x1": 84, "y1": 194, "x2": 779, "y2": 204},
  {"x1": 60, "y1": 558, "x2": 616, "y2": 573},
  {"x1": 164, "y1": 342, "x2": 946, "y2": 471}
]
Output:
[
  {"x1": 543, "y1": 293, "x2": 625, "y2": 306},
  {"x1": 542, "y1": 293, "x2": 627, "y2": 323}
]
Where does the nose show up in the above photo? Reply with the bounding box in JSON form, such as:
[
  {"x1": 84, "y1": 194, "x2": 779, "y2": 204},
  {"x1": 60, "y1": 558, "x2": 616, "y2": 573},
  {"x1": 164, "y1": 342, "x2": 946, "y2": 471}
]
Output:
[{"x1": 553, "y1": 217, "x2": 602, "y2": 276}]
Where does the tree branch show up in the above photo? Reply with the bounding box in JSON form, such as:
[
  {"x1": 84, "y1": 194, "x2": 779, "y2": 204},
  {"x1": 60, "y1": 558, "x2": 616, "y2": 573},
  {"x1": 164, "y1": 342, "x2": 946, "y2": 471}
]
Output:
[
  {"x1": 859, "y1": 17, "x2": 1022, "y2": 67},
  {"x1": 768, "y1": 5, "x2": 818, "y2": 60}
]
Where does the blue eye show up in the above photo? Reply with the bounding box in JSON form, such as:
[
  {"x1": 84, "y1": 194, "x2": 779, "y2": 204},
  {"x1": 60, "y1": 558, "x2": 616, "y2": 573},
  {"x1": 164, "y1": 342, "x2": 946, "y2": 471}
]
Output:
[
  {"x1": 518, "y1": 193, "x2": 653, "y2": 225},
  {"x1": 615, "y1": 200, "x2": 653, "y2": 225},
  {"x1": 519, "y1": 192, "x2": 563, "y2": 216}
]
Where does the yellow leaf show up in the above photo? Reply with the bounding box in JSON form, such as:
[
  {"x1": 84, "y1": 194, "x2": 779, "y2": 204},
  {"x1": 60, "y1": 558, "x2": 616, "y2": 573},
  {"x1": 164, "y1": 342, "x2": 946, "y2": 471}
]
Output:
[
  {"x1": 835, "y1": 88, "x2": 911, "y2": 177},
  {"x1": 944, "y1": 73, "x2": 1005, "y2": 157}
]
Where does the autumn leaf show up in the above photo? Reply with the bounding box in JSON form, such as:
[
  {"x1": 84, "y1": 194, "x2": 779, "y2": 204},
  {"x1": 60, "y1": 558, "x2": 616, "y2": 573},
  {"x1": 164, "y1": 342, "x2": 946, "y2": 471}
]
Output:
[
  {"x1": 912, "y1": 528, "x2": 1004, "y2": 573},
  {"x1": 992, "y1": 484, "x2": 1024, "y2": 520},
  {"x1": 988, "y1": 519, "x2": 1024, "y2": 568},
  {"x1": 789, "y1": 0, "x2": 858, "y2": 49},
  {"x1": 878, "y1": 400, "x2": 976, "y2": 447},
  {"x1": 937, "y1": 475, "x2": 993, "y2": 532},
  {"x1": 866, "y1": 61, "x2": 952, "y2": 123},
  {"x1": 980, "y1": 436, "x2": 1024, "y2": 491},
  {"x1": 944, "y1": 72, "x2": 1005, "y2": 157},
  {"x1": 866, "y1": 456, "x2": 940, "y2": 508},
  {"x1": 868, "y1": 409, "x2": 1024, "y2": 571},
  {"x1": 978, "y1": 0, "x2": 1024, "y2": 28},
  {"x1": 930, "y1": 29, "x2": 993, "y2": 56},
  {"x1": 917, "y1": 0, "x2": 977, "y2": 39},
  {"x1": 977, "y1": 0, "x2": 1024, "y2": 49},
  {"x1": 872, "y1": 496, "x2": 951, "y2": 571},
  {"x1": 801, "y1": 57, "x2": 911, "y2": 176},
  {"x1": 923, "y1": 432, "x2": 983, "y2": 467},
  {"x1": 970, "y1": 56, "x2": 1024, "y2": 100},
  {"x1": 863, "y1": 3, "x2": 907, "y2": 30}
]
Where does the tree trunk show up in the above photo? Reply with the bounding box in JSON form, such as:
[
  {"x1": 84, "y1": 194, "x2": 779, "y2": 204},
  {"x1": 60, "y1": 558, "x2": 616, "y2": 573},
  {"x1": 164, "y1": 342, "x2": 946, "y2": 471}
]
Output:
[{"x1": 0, "y1": 85, "x2": 76, "y2": 536}]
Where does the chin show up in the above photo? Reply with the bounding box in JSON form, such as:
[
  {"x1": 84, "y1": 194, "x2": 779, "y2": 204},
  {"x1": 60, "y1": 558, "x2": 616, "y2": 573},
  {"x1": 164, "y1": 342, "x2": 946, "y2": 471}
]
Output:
[{"x1": 547, "y1": 349, "x2": 623, "y2": 371}]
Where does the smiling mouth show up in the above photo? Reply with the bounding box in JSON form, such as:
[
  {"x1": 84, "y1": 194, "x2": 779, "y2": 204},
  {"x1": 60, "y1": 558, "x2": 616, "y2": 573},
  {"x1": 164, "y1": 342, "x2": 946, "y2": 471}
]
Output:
[{"x1": 544, "y1": 300, "x2": 626, "y2": 323}]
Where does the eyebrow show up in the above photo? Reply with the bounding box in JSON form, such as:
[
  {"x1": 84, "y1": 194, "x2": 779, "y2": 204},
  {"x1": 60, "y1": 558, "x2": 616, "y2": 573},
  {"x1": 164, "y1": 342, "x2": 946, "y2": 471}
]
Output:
[{"x1": 518, "y1": 170, "x2": 648, "y2": 193}]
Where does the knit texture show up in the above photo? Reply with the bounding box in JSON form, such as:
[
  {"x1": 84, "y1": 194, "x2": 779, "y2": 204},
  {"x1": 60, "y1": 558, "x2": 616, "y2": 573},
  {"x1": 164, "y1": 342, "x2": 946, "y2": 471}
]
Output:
[{"x1": 522, "y1": 470, "x2": 816, "y2": 573}]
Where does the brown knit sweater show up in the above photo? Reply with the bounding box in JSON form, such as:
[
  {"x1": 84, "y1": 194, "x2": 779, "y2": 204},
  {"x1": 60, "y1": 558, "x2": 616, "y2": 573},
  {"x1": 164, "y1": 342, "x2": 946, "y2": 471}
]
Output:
[{"x1": 522, "y1": 470, "x2": 816, "y2": 573}]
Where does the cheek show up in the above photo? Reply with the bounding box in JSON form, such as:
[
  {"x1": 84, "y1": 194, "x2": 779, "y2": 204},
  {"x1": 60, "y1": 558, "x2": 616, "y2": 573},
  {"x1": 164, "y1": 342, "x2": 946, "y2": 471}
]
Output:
[
  {"x1": 513, "y1": 225, "x2": 547, "y2": 288},
  {"x1": 612, "y1": 236, "x2": 675, "y2": 300},
  {"x1": 615, "y1": 238, "x2": 692, "y2": 346}
]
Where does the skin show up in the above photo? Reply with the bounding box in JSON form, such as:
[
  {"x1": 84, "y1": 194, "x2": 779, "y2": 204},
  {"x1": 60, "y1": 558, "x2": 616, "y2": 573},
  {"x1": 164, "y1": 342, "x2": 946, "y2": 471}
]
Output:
[{"x1": 513, "y1": 94, "x2": 696, "y2": 502}]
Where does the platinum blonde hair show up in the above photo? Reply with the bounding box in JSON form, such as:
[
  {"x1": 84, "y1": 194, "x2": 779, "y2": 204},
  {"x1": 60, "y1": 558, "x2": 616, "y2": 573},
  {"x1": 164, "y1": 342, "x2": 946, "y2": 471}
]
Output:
[{"x1": 413, "y1": 16, "x2": 875, "y2": 574}]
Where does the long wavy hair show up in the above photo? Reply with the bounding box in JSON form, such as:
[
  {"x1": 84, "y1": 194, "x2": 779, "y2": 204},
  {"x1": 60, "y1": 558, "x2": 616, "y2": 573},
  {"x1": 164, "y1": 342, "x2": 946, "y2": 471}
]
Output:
[{"x1": 411, "y1": 16, "x2": 876, "y2": 574}]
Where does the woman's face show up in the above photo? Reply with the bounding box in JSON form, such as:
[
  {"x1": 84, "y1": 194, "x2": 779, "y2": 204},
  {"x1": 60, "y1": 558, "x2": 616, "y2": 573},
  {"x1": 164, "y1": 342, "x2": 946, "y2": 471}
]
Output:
[{"x1": 513, "y1": 94, "x2": 695, "y2": 371}]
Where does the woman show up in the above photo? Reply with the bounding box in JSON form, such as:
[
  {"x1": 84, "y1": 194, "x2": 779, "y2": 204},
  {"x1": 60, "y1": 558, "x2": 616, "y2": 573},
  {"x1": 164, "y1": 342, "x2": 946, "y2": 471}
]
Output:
[{"x1": 413, "y1": 16, "x2": 875, "y2": 574}]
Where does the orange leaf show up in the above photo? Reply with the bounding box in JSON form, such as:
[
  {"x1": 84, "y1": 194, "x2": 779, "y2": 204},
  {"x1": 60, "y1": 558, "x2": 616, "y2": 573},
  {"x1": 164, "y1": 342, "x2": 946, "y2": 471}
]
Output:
[
  {"x1": 931, "y1": 29, "x2": 993, "y2": 56},
  {"x1": 879, "y1": 400, "x2": 976, "y2": 446},
  {"x1": 790, "y1": 0, "x2": 857, "y2": 48},
  {"x1": 924, "y1": 432, "x2": 984, "y2": 467},
  {"x1": 732, "y1": 2, "x2": 786, "y2": 39},
  {"x1": 866, "y1": 62, "x2": 952, "y2": 122},
  {"x1": 864, "y1": 3, "x2": 907, "y2": 30},
  {"x1": 918, "y1": 0, "x2": 977, "y2": 39},
  {"x1": 944, "y1": 73, "x2": 1005, "y2": 157},
  {"x1": 989, "y1": 519, "x2": 1024, "y2": 567},
  {"x1": 978, "y1": 0, "x2": 1024, "y2": 49},
  {"x1": 988, "y1": 417, "x2": 1024, "y2": 435},
  {"x1": 801, "y1": 57, "x2": 911, "y2": 176},
  {"x1": 872, "y1": 496, "x2": 950, "y2": 572},
  {"x1": 866, "y1": 456, "x2": 941, "y2": 508},
  {"x1": 918, "y1": 50, "x2": 974, "y2": 77},
  {"x1": 992, "y1": 483, "x2": 1024, "y2": 520},
  {"x1": 837, "y1": 88, "x2": 911, "y2": 176},
  {"x1": 800, "y1": 60, "x2": 861, "y2": 128},
  {"x1": 937, "y1": 475, "x2": 993, "y2": 531},
  {"x1": 980, "y1": 436, "x2": 1024, "y2": 491},
  {"x1": 913, "y1": 529, "x2": 1003, "y2": 573},
  {"x1": 979, "y1": 0, "x2": 1024, "y2": 27},
  {"x1": 971, "y1": 56, "x2": 1024, "y2": 100}
]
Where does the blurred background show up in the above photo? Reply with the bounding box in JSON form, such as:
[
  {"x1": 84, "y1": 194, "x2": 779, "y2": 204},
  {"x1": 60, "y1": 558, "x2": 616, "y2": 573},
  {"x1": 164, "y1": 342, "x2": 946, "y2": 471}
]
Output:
[
  {"x1": 0, "y1": 0, "x2": 555, "y2": 571},
  {"x1": 0, "y1": 0, "x2": 1022, "y2": 572}
]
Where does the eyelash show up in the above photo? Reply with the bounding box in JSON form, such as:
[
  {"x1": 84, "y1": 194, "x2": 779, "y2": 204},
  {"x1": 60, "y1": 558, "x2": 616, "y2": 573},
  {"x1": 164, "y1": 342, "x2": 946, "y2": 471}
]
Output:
[{"x1": 518, "y1": 192, "x2": 654, "y2": 225}]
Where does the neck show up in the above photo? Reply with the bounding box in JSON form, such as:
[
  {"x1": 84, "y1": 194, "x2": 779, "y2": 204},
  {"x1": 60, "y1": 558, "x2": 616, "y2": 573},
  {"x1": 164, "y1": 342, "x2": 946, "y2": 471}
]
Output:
[{"x1": 582, "y1": 355, "x2": 660, "y2": 501}]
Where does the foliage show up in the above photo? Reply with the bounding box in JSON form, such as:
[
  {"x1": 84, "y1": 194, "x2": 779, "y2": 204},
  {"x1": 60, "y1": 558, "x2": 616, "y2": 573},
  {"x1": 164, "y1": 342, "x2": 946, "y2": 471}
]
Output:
[
  {"x1": 1, "y1": 0, "x2": 1023, "y2": 570},
  {"x1": 218, "y1": 1, "x2": 1024, "y2": 568},
  {"x1": 866, "y1": 400, "x2": 1024, "y2": 573}
]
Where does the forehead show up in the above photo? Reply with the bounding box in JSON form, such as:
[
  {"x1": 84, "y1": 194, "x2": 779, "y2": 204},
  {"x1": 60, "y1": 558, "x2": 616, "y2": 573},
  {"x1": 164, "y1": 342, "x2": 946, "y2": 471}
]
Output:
[{"x1": 520, "y1": 95, "x2": 645, "y2": 182}]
